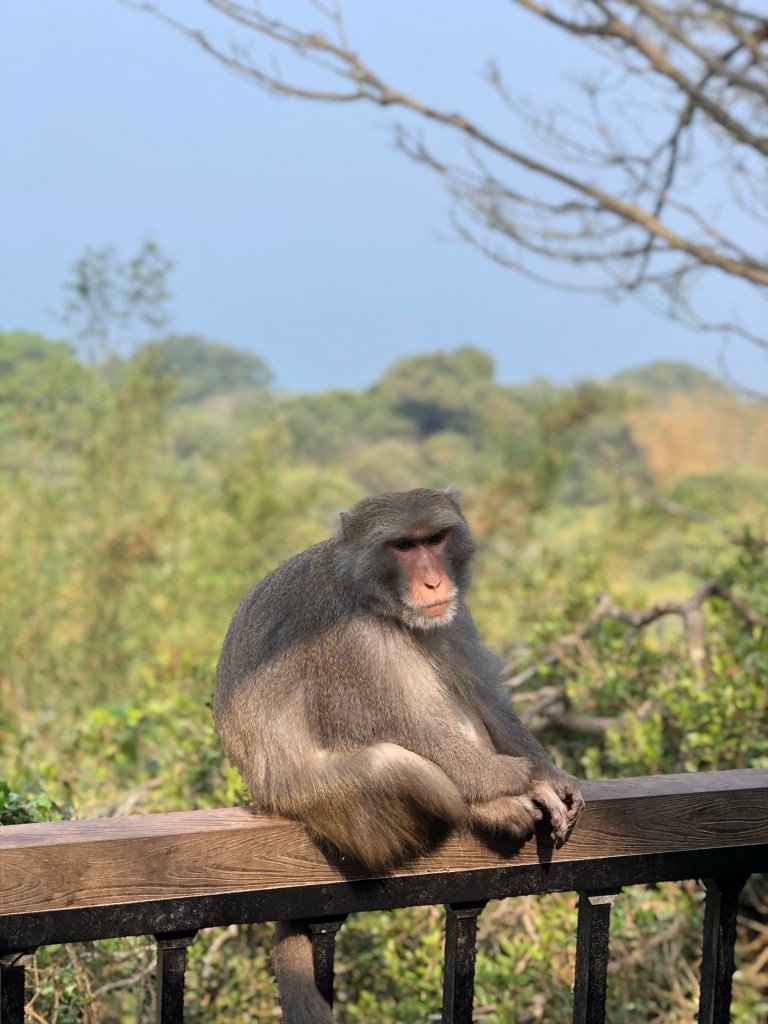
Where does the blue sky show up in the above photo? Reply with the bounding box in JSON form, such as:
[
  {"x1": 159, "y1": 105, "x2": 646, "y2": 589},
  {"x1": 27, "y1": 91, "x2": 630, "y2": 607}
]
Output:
[{"x1": 1, "y1": 1, "x2": 765, "y2": 393}]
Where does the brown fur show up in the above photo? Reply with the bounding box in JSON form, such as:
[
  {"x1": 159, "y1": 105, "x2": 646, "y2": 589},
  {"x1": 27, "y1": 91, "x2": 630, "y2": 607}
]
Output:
[
  {"x1": 215, "y1": 488, "x2": 583, "y2": 1022},
  {"x1": 271, "y1": 922, "x2": 335, "y2": 1024}
]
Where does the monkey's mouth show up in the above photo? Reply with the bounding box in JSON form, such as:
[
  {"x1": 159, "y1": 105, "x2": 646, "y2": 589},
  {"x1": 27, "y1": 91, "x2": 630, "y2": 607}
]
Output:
[
  {"x1": 416, "y1": 598, "x2": 453, "y2": 617},
  {"x1": 401, "y1": 594, "x2": 458, "y2": 630}
]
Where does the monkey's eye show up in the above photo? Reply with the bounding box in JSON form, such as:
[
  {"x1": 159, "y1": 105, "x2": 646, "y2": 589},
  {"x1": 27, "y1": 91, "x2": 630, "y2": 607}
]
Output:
[
  {"x1": 427, "y1": 530, "x2": 447, "y2": 545},
  {"x1": 393, "y1": 538, "x2": 415, "y2": 551}
]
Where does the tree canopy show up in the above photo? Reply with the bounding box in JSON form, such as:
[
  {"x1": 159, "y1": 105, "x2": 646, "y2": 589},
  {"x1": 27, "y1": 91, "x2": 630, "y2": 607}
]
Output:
[{"x1": 135, "y1": 333, "x2": 273, "y2": 403}]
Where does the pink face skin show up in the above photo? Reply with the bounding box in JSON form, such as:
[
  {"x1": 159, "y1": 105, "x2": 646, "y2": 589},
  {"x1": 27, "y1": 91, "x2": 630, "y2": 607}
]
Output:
[{"x1": 387, "y1": 529, "x2": 454, "y2": 617}]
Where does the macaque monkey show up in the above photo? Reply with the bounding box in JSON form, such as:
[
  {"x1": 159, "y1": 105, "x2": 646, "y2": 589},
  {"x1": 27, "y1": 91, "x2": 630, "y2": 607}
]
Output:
[{"x1": 215, "y1": 487, "x2": 583, "y2": 1023}]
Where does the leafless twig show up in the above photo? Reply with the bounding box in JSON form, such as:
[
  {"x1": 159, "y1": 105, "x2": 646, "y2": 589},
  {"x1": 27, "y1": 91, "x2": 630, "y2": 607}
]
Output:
[{"x1": 129, "y1": 0, "x2": 768, "y2": 364}]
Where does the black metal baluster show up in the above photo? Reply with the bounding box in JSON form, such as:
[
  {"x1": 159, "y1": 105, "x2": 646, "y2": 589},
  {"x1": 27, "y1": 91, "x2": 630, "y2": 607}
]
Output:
[
  {"x1": 0, "y1": 950, "x2": 34, "y2": 1024},
  {"x1": 154, "y1": 930, "x2": 197, "y2": 1024},
  {"x1": 698, "y1": 875, "x2": 749, "y2": 1024},
  {"x1": 307, "y1": 915, "x2": 347, "y2": 1009},
  {"x1": 572, "y1": 889, "x2": 619, "y2": 1024},
  {"x1": 441, "y1": 900, "x2": 486, "y2": 1024}
]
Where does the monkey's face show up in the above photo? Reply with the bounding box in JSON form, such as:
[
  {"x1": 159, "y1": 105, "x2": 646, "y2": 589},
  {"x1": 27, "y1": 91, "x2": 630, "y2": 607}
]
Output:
[
  {"x1": 336, "y1": 488, "x2": 476, "y2": 629},
  {"x1": 387, "y1": 529, "x2": 459, "y2": 630}
]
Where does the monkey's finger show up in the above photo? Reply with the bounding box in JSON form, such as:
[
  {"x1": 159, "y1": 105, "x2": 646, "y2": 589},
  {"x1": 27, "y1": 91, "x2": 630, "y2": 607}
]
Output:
[
  {"x1": 554, "y1": 780, "x2": 585, "y2": 825},
  {"x1": 549, "y1": 776, "x2": 585, "y2": 832},
  {"x1": 565, "y1": 788, "x2": 585, "y2": 830},
  {"x1": 530, "y1": 784, "x2": 569, "y2": 843}
]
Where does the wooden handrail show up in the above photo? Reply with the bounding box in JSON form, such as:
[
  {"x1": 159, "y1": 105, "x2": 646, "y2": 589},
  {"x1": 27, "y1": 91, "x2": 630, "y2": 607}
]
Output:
[
  {"x1": 1, "y1": 769, "x2": 766, "y2": 922},
  {"x1": 1, "y1": 770, "x2": 767, "y2": 1024}
]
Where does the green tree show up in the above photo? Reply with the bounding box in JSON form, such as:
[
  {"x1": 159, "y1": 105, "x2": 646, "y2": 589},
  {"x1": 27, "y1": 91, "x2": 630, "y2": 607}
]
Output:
[
  {"x1": 0, "y1": 330, "x2": 88, "y2": 445},
  {"x1": 372, "y1": 346, "x2": 496, "y2": 440},
  {"x1": 135, "y1": 334, "x2": 273, "y2": 404}
]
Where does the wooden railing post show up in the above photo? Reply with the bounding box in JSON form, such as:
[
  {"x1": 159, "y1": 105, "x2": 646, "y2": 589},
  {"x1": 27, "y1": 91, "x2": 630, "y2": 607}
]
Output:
[
  {"x1": 441, "y1": 900, "x2": 487, "y2": 1024},
  {"x1": 572, "y1": 889, "x2": 620, "y2": 1024},
  {"x1": 698, "y1": 875, "x2": 749, "y2": 1024},
  {"x1": 307, "y1": 915, "x2": 347, "y2": 1010},
  {"x1": 154, "y1": 930, "x2": 197, "y2": 1024},
  {"x1": 0, "y1": 950, "x2": 35, "y2": 1024}
]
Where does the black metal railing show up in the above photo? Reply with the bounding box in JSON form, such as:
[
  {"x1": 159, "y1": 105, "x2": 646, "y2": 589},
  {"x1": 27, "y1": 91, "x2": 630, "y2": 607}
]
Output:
[{"x1": 1, "y1": 769, "x2": 767, "y2": 1023}]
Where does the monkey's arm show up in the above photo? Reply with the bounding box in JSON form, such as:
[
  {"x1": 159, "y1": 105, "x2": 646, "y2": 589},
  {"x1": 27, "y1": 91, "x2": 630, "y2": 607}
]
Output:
[
  {"x1": 487, "y1": 703, "x2": 584, "y2": 836},
  {"x1": 480, "y1": 691, "x2": 584, "y2": 837},
  {"x1": 394, "y1": 718, "x2": 535, "y2": 804},
  {"x1": 468, "y1": 646, "x2": 585, "y2": 836}
]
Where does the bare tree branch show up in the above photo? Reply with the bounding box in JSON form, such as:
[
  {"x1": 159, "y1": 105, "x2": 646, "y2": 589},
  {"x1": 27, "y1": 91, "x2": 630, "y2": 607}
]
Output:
[
  {"x1": 507, "y1": 568, "x2": 767, "y2": 734},
  {"x1": 130, "y1": 0, "x2": 768, "y2": 360}
]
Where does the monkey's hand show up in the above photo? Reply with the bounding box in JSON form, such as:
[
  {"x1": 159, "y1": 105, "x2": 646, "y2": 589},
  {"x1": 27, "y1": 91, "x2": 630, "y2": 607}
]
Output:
[
  {"x1": 468, "y1": 796, "x2": 542, "y2": 842},
  {"x1": 529, "y1": 769, "x2": 585, "y2": 843}
]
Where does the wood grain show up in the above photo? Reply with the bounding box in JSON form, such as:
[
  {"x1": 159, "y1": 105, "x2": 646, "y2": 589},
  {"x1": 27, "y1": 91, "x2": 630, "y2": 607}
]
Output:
[{"x1": 1, "y1": 770, "x2": 766, "y2": 918}]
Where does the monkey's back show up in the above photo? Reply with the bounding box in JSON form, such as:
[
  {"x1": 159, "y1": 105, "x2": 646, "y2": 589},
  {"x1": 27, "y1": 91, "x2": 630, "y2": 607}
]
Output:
[{"x1": 215, "y1": 540, "x2": 348, "y2": 695}]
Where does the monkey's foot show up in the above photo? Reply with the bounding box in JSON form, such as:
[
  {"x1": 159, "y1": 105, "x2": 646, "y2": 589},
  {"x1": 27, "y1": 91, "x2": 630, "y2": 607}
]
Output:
[{"x1": 468, "y1": 795, "x2": 542, "y2": 841}]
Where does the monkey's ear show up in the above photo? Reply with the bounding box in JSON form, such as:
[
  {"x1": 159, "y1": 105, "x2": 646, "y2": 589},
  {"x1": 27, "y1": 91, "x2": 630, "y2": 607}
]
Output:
[
  {"x1": 338, "y1": 511, "x2": 352, "y2": 538},
  {"x1": 443, "y1": 485, "x2": 462, "y2": 508}
]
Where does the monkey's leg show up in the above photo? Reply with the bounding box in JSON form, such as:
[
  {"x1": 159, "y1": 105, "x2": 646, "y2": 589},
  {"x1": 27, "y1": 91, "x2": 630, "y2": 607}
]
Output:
[
  {"x1": 267, "y1": 745, "x2": 464, "y2": 1023},
  {"x1": 293, "y1": 742, "x2": 467, "y2": 872},
  {"x1": 272, "y1": 920, "x2": 336, "y2": 1024}
]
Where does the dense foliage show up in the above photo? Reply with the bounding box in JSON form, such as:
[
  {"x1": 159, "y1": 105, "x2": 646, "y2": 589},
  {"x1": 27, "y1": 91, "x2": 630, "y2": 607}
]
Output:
[{"x1": 1, "y1": 265, "x2": 766, "y2": 1021}]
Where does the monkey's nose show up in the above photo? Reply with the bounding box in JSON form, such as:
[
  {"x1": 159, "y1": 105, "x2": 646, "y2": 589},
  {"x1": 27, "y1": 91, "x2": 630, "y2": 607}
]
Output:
[{"x1": 424, "y1": 579, "x2": 442, "y2": 590}]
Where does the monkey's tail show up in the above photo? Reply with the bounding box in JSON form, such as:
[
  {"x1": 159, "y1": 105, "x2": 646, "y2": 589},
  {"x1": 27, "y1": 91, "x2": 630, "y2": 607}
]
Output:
[{"x1": 272, "y1": 920, "x2": 337, "y2": 1024}]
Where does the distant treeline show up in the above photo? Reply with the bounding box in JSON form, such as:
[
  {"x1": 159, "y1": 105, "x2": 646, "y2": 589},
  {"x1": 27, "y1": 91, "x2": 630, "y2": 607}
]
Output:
[{"x1": 1, "y1": 329, "x2": 767, "y2": 1021}]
